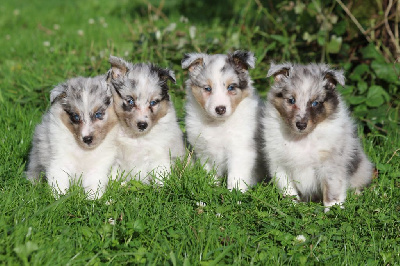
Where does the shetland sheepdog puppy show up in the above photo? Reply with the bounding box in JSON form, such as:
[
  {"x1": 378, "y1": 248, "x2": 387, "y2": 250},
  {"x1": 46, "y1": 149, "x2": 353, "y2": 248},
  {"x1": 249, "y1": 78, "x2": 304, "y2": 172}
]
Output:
[
  {"x1": 26, "y1": 75, "x2": 119, "y2": 199},
  {"x1": 263, "y1": 63, "x2": 373, "y2": 210},
  {"x1": 108, "y1": 56, "x2": 185, "y2": 184},
  {"x1": 182, "y1": 51, "x2": 266, "y2": 191}
]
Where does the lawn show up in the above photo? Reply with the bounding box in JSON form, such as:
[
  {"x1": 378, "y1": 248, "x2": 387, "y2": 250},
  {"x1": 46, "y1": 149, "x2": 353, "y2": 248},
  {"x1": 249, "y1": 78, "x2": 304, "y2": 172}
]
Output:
[{"x1": 1, "y1": 0, "x2": 399, "y2": 264}]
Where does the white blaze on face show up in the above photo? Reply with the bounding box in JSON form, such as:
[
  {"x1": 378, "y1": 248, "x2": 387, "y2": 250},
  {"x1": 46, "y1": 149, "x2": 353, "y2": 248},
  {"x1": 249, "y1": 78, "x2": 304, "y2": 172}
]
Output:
[
  {"x1": 204, "y1": 57, "x2": 234, "y2": 118},
  {"x1": 295, "y1": 77, "x2": 315, "y2": 119},
  {"x1": 80, "y1": 88, "x2": 93, "y2": 138}
]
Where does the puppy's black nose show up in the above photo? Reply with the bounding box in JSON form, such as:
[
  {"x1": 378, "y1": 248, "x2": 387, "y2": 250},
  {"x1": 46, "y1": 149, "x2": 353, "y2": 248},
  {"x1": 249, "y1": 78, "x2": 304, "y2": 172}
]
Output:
[
  {"x1": 83, "y1": 136, "x2": 93, "y2": 144},
  {"x1": 215, "y1": 106, "x2": 226, "y2": 115},
  {"x1": 137, "y1": 122, "x2": 148, "y2": 130},
  {"x1": 296, "y1": 122, "x2": 307, "y2": 130}
]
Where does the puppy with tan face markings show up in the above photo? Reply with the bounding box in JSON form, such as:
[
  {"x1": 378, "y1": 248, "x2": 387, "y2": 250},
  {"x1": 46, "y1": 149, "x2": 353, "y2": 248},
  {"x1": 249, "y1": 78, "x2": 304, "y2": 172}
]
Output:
[
  {"x1": 108, "y1": 56, "x2": 185, "y2": 184},
  {"x1": 263, "y1": 63, "x2": 374, "y2": 211},
  {"x1": 26, "y1": 75, "x2": 119, "y2": 199},
  {"x1": 182, "y1": 50, "x2": 266, "y2": 192}
]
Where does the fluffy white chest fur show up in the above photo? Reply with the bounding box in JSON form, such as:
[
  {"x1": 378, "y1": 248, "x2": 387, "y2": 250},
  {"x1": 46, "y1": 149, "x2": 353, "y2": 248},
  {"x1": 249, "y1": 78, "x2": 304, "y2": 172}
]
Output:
[
  {"x1": 114, "y1": 108, "x2": 185, "y2": 183},
  {"x1": 46, "y1": 113, "x2": 118, "y2": 197},
  {"x1": 264, "y1": 102, "x2": 354, "y2": 197},
  {"x1": 263, "y1": 63, "x2": 373, "y2": 209},
  {"x1": 186, "y1": 94, "x2": 263, "y2": 190}
]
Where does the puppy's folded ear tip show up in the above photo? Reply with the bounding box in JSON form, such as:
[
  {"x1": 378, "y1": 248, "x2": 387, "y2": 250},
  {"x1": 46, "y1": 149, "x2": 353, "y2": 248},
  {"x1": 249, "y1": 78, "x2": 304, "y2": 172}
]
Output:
[
  {"x1": 108, "y1": 55, "x2": 119, "y2": 63},
  {"x1": 181, "y1": 53, "x2": 204, "y2": 71}
]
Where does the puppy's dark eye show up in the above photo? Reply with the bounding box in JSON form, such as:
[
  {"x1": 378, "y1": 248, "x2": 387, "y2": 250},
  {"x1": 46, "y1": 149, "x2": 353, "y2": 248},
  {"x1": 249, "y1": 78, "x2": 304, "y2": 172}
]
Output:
[
  {"x1": 227, "y1": 85, "x2": 235, "y2": 91},
  {"x1": 95, "y1": 111, "x2": 104, "y2": 120},
  {"x1": 150, "y1": 100, "x2": 159, "y2": 107},
  {"x1": 288, "y1": 98, "x2": 296, "y2": 105},
  {"x1": 127, "y1": 98, "x2": 135, "y2": 106},
  {"x1": 311, "y1": 101, "x2": 319, "y2": 107},
  {"x1": 204, "y1": 86, "x2": 212, "y2": 92},
  {"x1": 71, "y1": 113, "x2": 80, "y2": 123}
]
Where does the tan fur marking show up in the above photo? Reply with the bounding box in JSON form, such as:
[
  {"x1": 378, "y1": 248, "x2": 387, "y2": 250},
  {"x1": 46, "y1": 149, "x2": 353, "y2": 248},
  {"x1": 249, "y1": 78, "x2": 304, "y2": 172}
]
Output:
[
  {"x1": 112, "y1": 65, "x2": 127, "y2": 79},
  {"x1": 60, "y1": 110, "x2": 77, "y2": 137},
  {"x1": 151, "y1": 100, "x2": 169, "y2": 124},
  {"x1": 272, "y1": 97, "x2": 295, "y2": 127},
  {"x1": 113, "y1": 95, "x2": 133, "y2": 130},
  {"x1": 188, "y1": 58, "x2": 204, "y2": 72},
  {"x1": 318, "y1": 150, "x2": 331, "y2": 161},
  {"x1": 191, "y1": 85, "x2": 207, "y2": 109},
  {"x1": 230, "y1": 87, "x2": 250, "y2": 112},
  {"x1": 323, "y1": 181, "x2": 340, "y2": 204},
  {"x1": 233, "y1": 57, "x2": 248, "y2": 70},
  {"x1": 273, "y1": 68, "x2": 290, "y2": 82}
]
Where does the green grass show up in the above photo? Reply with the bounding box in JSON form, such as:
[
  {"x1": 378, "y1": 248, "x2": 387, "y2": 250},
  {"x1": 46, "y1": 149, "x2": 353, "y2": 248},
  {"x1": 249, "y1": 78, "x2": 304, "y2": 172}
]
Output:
[{"x1": 1, "y1": 0, "x2": 399, "y2": 264}]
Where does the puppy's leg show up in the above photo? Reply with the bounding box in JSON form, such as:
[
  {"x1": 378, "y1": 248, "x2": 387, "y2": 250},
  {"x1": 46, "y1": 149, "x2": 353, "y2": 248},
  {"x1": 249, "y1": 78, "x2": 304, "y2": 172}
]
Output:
[
  {"x1": 271, "y1": 165, "x2": 299, "y2": 200},
  {"x1": 46, "y1": 166, "x2": 72, "y2": 197},
  {"x1": 153, "y1": 161, "x2": 171, "y2": 185},
  {"x1": 349, "y1": 153, "x2": 374, "y2": 194},
  {"x1": 322, "y1": 173, "x2": 347, "y2": 212},
  {"x1": 82, "y1": 168, "x2": 111, "y2": 200},
  {"x1": 227, "y1": 148, "x2": 257, "y2": 192}
]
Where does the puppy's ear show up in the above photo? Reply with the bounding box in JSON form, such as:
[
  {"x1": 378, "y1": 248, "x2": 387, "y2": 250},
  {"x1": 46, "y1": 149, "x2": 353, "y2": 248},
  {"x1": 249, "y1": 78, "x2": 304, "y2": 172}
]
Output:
[
  {"x1": 267, "y1": 62, "x2": 293, "y2": 82},
  {"x1": 228, "y1": 50, "x2": 256, "y2": 71},
  {"x1": 181, "y1": 53, "x2": 205, "y2": 72},
  {"x1": 158, "y1": 68, "x2": 176, "y2": 84},
  {"x1": 323, "y1": 69, "x2": 345, "y2": 90},
  {"x1": 109, "y1": 55, "x2": 129, "y2": 80},
  {"x1": 50, "y1": 83, "x2": 68, "y2": 104}
]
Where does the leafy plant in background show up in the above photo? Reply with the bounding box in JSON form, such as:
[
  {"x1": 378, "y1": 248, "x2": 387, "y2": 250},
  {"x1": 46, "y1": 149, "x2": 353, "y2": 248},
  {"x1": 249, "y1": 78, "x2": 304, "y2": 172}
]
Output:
[{"x1": 117, "y1": 0, "x2": 399, "y2": 133}]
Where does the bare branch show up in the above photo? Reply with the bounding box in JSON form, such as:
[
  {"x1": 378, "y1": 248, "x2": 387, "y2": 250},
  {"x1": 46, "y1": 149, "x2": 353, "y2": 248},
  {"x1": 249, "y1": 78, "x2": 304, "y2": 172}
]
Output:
[
  {"x1": 335, "y1": 0, "x2": 372, "y2": 42},
  {"x1": 385, "y1": 0, "x2": 400, "y2": 57}
]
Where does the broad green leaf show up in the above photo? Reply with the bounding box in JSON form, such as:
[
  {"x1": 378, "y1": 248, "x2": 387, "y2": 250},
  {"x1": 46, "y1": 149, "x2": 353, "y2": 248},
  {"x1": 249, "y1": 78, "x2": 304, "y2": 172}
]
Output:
[
  {"x1": 371, "y1": 61, "x2": 400, "y2": 83},
  {"x1": 317, "y1": 30, "x2": 327, "y2": 46},
  {"x1": 327, "y1": 35, "x2": 342, "y2": 54},
  {"x1": 333, "y1": 20, "x2": 347, "y2": 35},
  {"x1": 347, "y1": 96, "x2": 366, "y2": 105},
  {"x1": 366, "y1": 85, "x2": 389, "y2": 107},
  {"x1": 360, "y1": 43, "x2": 386, "y2": 63},
  {"x1": 357, "y1": 81, "x2": 368, "y2": 94},
  {"x1": 349, "y1": 64, "x2": 369, "y2": 81}
]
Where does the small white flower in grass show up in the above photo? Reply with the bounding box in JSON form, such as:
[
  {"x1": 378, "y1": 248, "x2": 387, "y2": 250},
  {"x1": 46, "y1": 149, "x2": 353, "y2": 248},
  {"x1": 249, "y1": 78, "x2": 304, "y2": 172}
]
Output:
[
  {"x1": 77, "y1": 30, "x2": 84, "y2": 36},
  {"x1": 189, "y1": 26, "x2": 196, "y2": 39},
  {"x1": 88, "y1": 18, "x2": 95, "y2": 24},
  {"x1": 53, "y1": 24, "x2": 60, "y2": 30},
  {"x1": 237, "y1": 201, "x2": 242, "y2": 205},
  {"x1": 124, "y1": 51, "x2": 129, "y2": 57},
  {"x1": 155, "y1": 30, "x2": 161, "y2": 40},
  {"x1": 108, "y1": 218, "x2": 115, "y2": 226},
  {"x1": 295, "y1": 235, "x2": 306, "y2": 242},
  {"x1": 120, "y1": 181, "x2": 127, "y2": 187},
  {"x1": 26, "y1": 227, "x2": 32, "y2": 238},
  {"x1": 215, "y1": 213, "x2": 222, "y2": 218},
  {"x1": 196, "y1": 201, "x2": 206, "y2": 207},
  {"x1": 43, "y1": 41, "x2": 50, "y2": 47},
  {"x1": 165, "y1": 23, "x2": 176, "y2": 32},
  {"x1": 99, "y1": 50, "x2": 105, "y2": 58},
  {"x1": 105, "y1": 199, "x2": 114, "y2": 206},
  {"x1": 180, "y1": 16, "x2": 188, "y2": 23},
  {"x1": 102, "y1": 23, "x2": 108, "y2": 28}
]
